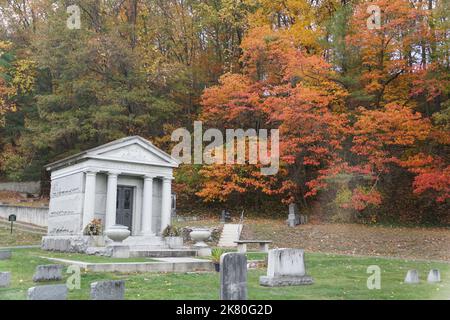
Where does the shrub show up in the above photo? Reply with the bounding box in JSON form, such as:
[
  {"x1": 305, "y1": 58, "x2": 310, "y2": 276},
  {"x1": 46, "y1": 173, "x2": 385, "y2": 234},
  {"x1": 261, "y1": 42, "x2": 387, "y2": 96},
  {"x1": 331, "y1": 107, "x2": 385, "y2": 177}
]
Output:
[
  {"x1": 211, "y1": 248, "x2": 225, "y2": 263},
  {"x1": 162, "y1": 225, "x2": 181, "y2": 237}
]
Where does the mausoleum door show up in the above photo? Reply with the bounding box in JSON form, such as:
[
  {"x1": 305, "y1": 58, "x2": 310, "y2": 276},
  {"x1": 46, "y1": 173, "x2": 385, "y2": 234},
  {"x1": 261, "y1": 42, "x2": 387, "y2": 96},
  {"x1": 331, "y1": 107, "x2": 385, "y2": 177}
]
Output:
[{"x1": 116, "y1": 186, "x2": 134, "y2": 231}]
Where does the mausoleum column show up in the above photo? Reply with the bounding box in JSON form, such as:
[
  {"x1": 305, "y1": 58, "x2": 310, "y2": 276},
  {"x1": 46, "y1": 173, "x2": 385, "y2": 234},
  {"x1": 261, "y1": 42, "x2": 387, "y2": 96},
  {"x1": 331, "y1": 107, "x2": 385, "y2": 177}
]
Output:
[
  {"x1": 141, "y1": 175, "x2": 154, "y2": 236},
  {"x1": 105, "y1": 171, "x2": 120, "y2": 230},
  {"x1": 160, "y1": 176, "x2": 173, "y2": 234},
  {"x1": 82, "y1": 170, "x2": 97, "y2": 232}
]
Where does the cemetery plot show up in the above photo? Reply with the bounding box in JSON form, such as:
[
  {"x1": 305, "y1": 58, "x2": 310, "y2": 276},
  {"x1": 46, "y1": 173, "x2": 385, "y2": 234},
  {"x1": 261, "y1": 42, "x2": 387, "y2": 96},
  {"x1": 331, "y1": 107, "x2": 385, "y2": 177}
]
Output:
[{"x1": 1, "y1": 248, "x2": 450, "y2": 300}]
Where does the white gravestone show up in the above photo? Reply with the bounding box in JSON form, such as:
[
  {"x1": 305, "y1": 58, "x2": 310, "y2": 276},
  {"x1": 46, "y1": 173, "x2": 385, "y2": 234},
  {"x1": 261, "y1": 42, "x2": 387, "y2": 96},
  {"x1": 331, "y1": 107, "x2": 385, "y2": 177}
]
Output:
[
  {"x1": 260, "y1": 248, "x2": 314, "y2": 286},
  {"x1": 287, "y1": 204, "x2": 300, "y2": 227},
  {"x1": 404, "y1": 270, "x2": 420, "y2": 284},
  {"x1": 32, "y1": 265, "x2": 64, "y2": 282},
  {"x1": 0, "y1": 272, "x2": 11, "y2": 287},
  {"x1": 427, "y1": 269, "x2": 441, "y2": 283},
  {"x1": 0, "y1": 250, "x2": 11, "y2": 260},
  {"x1": 90, "y1": 280, "x2": 125, "y2": 300}
]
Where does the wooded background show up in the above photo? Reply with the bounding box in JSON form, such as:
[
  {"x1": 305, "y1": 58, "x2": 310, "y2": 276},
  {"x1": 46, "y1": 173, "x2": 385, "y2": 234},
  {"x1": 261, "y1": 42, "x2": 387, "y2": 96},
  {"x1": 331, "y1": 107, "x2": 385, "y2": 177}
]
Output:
[{"x1": 0, "y1": 0, "x2": 448, "y2": 224}]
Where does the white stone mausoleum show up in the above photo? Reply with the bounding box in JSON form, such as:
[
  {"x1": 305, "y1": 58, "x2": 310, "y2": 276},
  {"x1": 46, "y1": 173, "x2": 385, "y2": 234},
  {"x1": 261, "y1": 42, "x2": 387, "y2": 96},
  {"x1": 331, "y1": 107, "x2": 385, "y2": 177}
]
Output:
[{"x1": 42, "y1": 136, "x2": 179, "y2": 252}]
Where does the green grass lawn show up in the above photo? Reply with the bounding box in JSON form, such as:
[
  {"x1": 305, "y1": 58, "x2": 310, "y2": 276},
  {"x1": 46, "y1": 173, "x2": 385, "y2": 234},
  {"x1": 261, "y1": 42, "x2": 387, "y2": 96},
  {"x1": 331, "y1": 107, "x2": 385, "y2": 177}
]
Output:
[
  {"x1": 0, "y1": 224, "x2": 42, "y2": 247},
  {"x1": 1, "y1": 248, "x2": 449, "y2": 300}
]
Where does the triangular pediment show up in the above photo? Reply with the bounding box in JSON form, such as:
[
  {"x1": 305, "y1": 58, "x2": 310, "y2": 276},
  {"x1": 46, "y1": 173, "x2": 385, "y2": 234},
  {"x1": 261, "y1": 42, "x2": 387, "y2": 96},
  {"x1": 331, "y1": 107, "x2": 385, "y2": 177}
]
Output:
[
  {"x1": 90, "y1": 137, "x2": 179, "y2": 167},
  {"x1": 46, "y1": 136, "x2": 179, "y2": 171},
  {"x1": 97, "y1": 143, "x2": 165, "y2": 163}
]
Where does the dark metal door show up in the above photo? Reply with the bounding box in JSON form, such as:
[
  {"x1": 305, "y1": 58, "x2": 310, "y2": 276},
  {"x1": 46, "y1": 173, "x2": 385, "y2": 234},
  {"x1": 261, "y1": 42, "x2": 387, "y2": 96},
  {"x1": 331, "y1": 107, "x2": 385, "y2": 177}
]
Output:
[{"x1": 116, "y1": 186, "x2": 133, "y2": 230}]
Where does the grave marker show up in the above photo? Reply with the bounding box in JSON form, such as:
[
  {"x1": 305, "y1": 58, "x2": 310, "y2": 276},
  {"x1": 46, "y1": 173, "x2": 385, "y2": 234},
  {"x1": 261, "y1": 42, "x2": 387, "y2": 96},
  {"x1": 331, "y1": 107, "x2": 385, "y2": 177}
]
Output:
[{"x1": 220, "y1": 253, "x2": 247, "y2": 300}]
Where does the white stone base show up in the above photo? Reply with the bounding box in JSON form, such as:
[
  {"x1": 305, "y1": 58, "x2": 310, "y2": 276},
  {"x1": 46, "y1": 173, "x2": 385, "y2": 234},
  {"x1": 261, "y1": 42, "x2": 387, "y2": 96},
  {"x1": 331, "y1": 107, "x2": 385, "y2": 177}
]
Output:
[
  {"x1": 259, "y1": 275, "x2": 314, "y2": 287},
  {"x1": 196, "y1": 246, "x2": 212, "y2": 257},
  {"x1": 108, "y1": 244, "x2": 130, "y2": 258},
  {"x1": 122, "y1": 235, "x2": 168, "y2": 249},
  {"x1": 41, "y1": 235, "x2": 106, "y2": 253},
  {"x1": 164, "y1": 236, "x2": 184, "y2": 249}
]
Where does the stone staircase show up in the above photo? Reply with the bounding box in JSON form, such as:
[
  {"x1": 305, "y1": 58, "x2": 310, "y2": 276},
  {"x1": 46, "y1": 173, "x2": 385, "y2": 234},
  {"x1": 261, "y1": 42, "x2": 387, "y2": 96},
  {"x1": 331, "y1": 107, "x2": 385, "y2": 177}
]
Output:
[
  {"x1": 123, "y1": 235, "x2": 168, "y2": 249},
  {"x1": 217, "y1": 223, "x2": 242, "y2": 248},
  {"x1": 123, "y1": 235, "x2": 197, "y2": 258}
]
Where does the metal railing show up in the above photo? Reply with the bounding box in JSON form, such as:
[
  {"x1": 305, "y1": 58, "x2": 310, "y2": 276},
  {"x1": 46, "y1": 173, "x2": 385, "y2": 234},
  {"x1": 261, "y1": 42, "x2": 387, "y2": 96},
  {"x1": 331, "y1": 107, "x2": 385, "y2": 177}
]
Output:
[{"x1": 237, "y1": 210, "x2": 244, "y2": 238}]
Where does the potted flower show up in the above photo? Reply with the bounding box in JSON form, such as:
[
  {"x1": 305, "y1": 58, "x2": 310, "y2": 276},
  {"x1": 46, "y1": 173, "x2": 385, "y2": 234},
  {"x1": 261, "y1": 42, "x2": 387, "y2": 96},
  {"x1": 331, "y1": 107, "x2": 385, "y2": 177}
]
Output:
[
  {"x1": 83, "y1": 219, "x2": 108, "y2": 247},
  {"x1": 162, "y1": 225, "x2": 183, "y2": 248},
  {"x1": 83, "y1": 219, "x2": 103, "y2": 236},
  {"x1": 211, "y1": 248, "x2": 225, "y2": 272}
]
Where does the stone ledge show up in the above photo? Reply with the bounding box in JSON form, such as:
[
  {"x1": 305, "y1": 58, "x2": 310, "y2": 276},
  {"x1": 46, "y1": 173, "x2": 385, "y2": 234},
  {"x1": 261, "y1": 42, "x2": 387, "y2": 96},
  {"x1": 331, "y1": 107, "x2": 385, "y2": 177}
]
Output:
[
  {"x1": 42, "y1": 235, "x2": 106, "y2": 253},
  {"x1": 259, "y1": 275, "x2": 314, "y2": 287},
  {"x1": 41, "y1": 256, "x2": 214, "y2": 273}
]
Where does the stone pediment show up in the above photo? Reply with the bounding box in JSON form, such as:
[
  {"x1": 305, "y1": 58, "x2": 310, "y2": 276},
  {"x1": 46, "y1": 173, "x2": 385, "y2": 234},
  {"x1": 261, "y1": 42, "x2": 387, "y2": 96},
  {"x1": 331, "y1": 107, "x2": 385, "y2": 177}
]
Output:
[
  {"x1": 46, "y1": 136, "x2": 179, "y2": 171},
  {"x1": 97, "y1": 143, "x2": 165, "y2": 163}
]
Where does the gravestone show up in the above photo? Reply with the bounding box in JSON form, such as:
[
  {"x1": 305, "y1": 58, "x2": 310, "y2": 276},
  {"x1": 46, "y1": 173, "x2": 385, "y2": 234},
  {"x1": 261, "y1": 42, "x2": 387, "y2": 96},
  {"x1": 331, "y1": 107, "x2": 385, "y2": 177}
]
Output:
[
  {"x1": 0, "y1": 250, "x2": 11, "y2": 260},
  {"x1": 0, "y1": 272, "x2": 11, "y2": 288},
  {"x1": 220, "y1": 253, "x2": 247, "y2": 300},
  {"x1": 299, "y1": 214, "x2": 308, "y2": 224},
  {"x1": 287, "y1": 204, "x2": 300, "y2": 227},
  {"x1": 90, "y1": 280, "x2": 125, "y2": 300},
  {"x1": 404, "y1": 270, "x2": 419, "y2": 284},
  {"x1": 32, "y1": 264, "x2": 64, "y2": 282},
  {"x1": 260, "y1": 248, "x2": 314, "y2": 287},
  {"x1": 427, "y1": 269, "x2": 441, "y2": 283},
  {"x1": 27, "y1": 284, "x2": 67, "y2": 300}
]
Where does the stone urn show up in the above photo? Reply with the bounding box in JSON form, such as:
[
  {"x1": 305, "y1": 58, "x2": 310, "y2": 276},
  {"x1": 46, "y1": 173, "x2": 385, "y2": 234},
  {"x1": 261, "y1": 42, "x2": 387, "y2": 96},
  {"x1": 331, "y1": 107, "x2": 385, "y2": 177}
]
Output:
[
  {"x1": 104, "y1": 225, "x2": 131, "y2": 243},
  {"x1": 190, "y1": 228, "x2": 211, "y2": 247}
]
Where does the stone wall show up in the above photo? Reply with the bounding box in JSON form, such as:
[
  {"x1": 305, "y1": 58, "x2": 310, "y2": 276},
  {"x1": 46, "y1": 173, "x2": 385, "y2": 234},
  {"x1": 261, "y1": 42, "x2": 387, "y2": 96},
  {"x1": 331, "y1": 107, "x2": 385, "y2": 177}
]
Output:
[
  {"x1": 41, "y1": 235, "x2": 106, "y2": 253},
  {"x1": 0, "y1": 181, "x2": 41, "y2": 195},
  {"x1": 0, "y1": 204, "x2": 48, "y2": 227}
]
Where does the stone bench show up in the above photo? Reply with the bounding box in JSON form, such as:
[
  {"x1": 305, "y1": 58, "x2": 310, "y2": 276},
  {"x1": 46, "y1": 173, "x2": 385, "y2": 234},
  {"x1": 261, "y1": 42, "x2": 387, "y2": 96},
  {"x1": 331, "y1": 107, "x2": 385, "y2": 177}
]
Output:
[{"x1": 234, "y1": 240, "x2": 272, "y2": 253}]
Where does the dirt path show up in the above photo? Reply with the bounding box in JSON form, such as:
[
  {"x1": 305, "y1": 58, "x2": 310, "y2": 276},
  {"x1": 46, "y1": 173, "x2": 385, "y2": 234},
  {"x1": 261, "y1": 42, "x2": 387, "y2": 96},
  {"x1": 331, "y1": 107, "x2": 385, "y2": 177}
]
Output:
[{"x1": 241, "y1": 219, "x2": 450, "y2": 262}]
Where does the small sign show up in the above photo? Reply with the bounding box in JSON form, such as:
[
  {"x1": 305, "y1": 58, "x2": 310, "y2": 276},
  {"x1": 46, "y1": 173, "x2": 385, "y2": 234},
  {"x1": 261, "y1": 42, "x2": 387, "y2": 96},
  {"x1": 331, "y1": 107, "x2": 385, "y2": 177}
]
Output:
[{"x1": 8, "y1": 214, "x2": 16, "y2": 234}]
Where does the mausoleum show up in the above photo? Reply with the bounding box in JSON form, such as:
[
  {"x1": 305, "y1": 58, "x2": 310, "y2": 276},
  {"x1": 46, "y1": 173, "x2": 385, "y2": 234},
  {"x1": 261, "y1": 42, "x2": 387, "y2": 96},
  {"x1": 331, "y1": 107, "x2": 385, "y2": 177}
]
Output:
[{"x1": 42, "y1": 136, "x2": 179, "y2": 252}]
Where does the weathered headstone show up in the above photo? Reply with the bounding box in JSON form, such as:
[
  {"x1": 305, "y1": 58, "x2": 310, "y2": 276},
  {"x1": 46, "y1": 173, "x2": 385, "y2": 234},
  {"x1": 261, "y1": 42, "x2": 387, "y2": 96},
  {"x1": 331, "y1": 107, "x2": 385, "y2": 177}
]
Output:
[
  {"x1": 260, "y1": 248, "x2": 314, "y2": 287},
  {"x1": 0, "y1": 272, "x2": 11, "y2": 288},
  {"x1": 27, "y1": 284, "x2": 67, "y2": 300},
  {"x1": 299, "y1": 214, "x2": 308, "y2": 225},
  {"x1": 427, "y1": 269, "x2": 441, "y2": 283},
  {"x1": 0, "y1": 250, "x2": 11, "y2": 260},
  {"x1": 90, "y1": 280, "x2": 125, "y2": 300},
  {"x1": 32, "y1": 264, "x2": 64, "y2": 282},
  {"x1": 220, "y1": 210, "x2": 231, "y2": 223},
  {"x1": 220, "y1": 253, "x2": 247, "y2": 300},
  {"x1": 404, "y1": 270, "x2": 419, "y2": 284},
  {"x1": 287, "y1": 204, "x2": 300, "y2": 227}
]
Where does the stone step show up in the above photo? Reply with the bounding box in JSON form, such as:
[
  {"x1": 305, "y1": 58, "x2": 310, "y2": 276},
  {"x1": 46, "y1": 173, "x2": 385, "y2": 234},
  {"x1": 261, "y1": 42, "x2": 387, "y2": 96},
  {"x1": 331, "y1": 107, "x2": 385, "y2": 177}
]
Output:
[
  {"x1": 217, "y1": 223, "x2": 242, "y2": 248},
  {"x1": 130, "y1": 249, "x2": 197, "y2": 258}
]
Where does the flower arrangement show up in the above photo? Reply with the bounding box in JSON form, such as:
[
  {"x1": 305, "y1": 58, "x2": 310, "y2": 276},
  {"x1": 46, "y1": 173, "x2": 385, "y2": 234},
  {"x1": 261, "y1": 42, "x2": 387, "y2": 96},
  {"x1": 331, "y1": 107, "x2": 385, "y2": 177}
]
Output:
[{"x1": 83, "y1": 219, "x2": 103, "y2": 236}]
